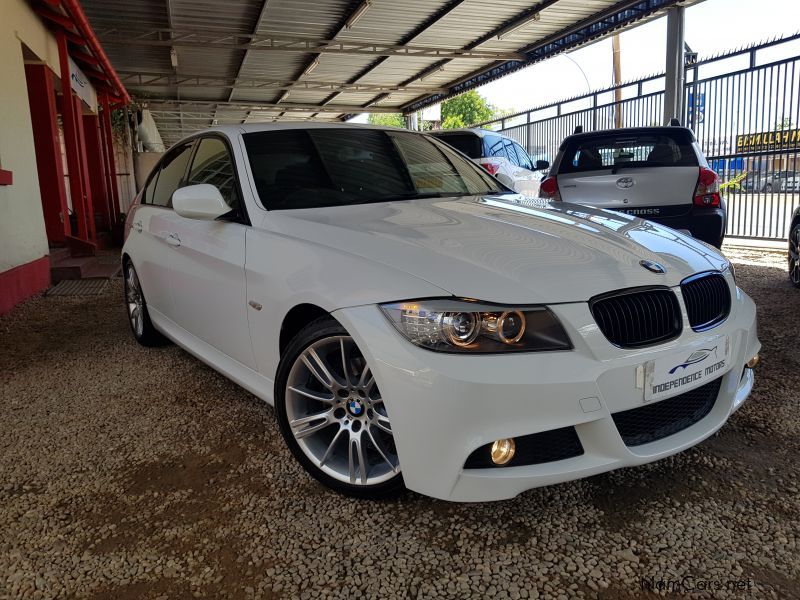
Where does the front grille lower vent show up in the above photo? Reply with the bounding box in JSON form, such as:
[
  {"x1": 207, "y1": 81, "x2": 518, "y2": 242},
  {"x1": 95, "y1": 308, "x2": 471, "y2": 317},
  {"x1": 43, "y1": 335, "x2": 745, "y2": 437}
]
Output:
[
  {"x1": 612, "y1": 376, "x2": 723, "y2": 446},
  {"x1": 590, "y1": 288, "x2": 682, "y2": 348},
  {"x1": 681, "y1": 272, "x2": 731, "y2": 331}
]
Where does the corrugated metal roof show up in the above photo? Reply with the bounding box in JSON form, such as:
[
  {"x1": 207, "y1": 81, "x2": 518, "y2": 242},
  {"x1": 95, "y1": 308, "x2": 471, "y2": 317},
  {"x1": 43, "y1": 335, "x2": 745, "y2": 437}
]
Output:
[{"x1": 81, "y1": 0, "x2": 699, "y2": 145}]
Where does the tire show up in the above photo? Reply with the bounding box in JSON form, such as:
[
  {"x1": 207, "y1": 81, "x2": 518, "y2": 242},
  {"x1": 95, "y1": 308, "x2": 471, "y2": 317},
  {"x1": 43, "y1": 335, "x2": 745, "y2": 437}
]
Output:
[
  {"x1": 123, "y1": 260, "x2": 169, "y2": 347},
  {"x1": 275, "y1": 316, "x2": 405, "y2": 499},
  {"x1": 765, "y1": 183, "x2": 773, "y2": 193},
  {"x1": 789, "y1": 223, "x2": 800, "y2": 289}
]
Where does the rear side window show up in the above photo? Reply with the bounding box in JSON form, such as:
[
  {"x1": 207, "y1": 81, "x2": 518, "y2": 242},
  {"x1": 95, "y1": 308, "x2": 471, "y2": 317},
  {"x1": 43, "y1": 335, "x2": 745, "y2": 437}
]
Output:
[
  {"x1": 559, "y1": 132, "x2": 698, "y2": 174},
  {"x1": 431, "y1": 133, "x2": 482, "y2": 159},
  {"x1": 150, "y1": 142, "x2": 194, "y2": 207}
]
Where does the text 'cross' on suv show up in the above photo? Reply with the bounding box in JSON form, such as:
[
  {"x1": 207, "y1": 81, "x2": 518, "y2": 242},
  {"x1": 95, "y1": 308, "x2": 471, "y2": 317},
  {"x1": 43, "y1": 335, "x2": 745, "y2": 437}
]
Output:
[
  {"x1": 429, "y1": 128, "x2": 549, "y2": 198},
  {"x1": 540, "y1": 126, "x2": 726, "y2": 248}
]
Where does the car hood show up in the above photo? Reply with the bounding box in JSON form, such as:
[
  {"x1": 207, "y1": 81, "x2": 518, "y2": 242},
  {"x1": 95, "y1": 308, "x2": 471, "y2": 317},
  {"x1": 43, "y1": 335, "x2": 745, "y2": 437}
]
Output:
[{"x1": 259, "y1": 195, "x2": 728, "y2": 304}]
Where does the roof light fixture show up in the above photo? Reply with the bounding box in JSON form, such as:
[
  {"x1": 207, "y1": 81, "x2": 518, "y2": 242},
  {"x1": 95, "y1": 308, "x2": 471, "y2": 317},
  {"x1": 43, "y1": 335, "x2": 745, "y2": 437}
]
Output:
[
  {"x1": 496, "y1": 11, "x2": 541, "y2": 41},
  {"x1": 345, "y1": 0, "x2": 372, "y2": 29},
  {"x1": 303, "y1": 58, "x2": 320, "y2": 76}
]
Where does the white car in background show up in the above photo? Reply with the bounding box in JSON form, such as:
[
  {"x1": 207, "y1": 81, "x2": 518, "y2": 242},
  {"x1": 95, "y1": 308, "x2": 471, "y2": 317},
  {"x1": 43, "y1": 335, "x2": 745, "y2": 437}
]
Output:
[
  {"x1": 540, "y1": 126, "x2": 726, "y2": 248},
  {"x1": 429, "y1": 128, "x2": 549, "y2": 198},
  {"x1": 122, "y1": 123, "x2": 760, "y2": 502}
]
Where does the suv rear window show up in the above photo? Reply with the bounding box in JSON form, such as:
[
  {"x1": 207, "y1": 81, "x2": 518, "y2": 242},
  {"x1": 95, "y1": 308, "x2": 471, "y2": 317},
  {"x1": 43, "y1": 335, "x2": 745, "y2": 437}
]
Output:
[
  {"x1": 432, "y1": 133, "x2": 482, "y2": 159},
  {"x1": 558, "y1": 132, "x2": 698, "y2": 174}
]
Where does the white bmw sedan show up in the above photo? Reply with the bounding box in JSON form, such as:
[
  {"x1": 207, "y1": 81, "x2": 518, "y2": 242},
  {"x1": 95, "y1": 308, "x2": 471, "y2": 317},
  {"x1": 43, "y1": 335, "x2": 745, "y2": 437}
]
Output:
[{"x1": 122, "y1": 123, "x2": 760, "y2": 502}]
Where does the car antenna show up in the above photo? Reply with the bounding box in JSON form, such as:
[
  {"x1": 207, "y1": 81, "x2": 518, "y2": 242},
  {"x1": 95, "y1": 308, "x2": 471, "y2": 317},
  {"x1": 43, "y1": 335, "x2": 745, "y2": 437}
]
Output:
[
  {"x1": 668, "y1": 118, "x2": 681, "y2": 126},
  {"x1": 574, "y1": 125, "x2": 583, "y2": 134}
]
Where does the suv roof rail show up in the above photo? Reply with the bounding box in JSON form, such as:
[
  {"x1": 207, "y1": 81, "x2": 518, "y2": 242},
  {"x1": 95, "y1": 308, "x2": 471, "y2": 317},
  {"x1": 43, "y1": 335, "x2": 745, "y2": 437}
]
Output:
[
  {"x1": 668, "y1": 118, "x2": 681, "y2": 126},
  {"x1": 573, "y1": 125, "x2": 583, "y2": 134}
]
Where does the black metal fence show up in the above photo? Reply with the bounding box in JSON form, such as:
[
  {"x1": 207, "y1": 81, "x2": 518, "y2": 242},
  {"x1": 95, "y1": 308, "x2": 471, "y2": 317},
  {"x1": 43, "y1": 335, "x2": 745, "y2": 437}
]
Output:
[{"x1": 484, "y1": 33, "x2": 800, "y2": 241}]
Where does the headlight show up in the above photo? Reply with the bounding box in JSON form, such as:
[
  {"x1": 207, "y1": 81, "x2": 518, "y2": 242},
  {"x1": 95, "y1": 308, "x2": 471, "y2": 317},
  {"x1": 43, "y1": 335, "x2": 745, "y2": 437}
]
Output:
[
  {"x1": 379, "y1": 299, "x2": 572, "y2": 353},
  {"x1": 723, "y1": 260, "x2": 737, "y2": 283}
]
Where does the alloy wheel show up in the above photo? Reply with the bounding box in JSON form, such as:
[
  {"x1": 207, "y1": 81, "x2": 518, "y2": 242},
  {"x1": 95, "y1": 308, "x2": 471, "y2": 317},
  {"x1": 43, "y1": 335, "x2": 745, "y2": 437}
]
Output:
[
  {"x1": 125, "y1": 266, "x2": 145, "y2": 337},
  {"x1": 285, "y1": 335, "x2": 399, "y2": 486},
  {"x1": 790, "y1": 226, "x2": 800, "y2": 287}
]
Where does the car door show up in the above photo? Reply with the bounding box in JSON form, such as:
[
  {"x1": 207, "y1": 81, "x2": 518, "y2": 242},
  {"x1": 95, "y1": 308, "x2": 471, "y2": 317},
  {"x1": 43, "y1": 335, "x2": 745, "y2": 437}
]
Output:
[
  {"x1": 131, "y1": 141, "x2": 195, "y2": 317},
  {"x1": 481, "y1": 133, "x2": 515, "y2": 189},
  {"x1": 509, "y1": 140, "x2": 541, "y2": 197},
  {"x1": 160, "y1": 135, "x2": 256, "y2": 369}
]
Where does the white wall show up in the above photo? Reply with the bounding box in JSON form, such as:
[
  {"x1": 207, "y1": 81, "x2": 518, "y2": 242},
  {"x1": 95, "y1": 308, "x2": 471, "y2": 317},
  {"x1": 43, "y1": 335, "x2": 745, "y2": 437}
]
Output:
[{"x1": 0, "y1": 0, "x2": 61, "y2": 273}]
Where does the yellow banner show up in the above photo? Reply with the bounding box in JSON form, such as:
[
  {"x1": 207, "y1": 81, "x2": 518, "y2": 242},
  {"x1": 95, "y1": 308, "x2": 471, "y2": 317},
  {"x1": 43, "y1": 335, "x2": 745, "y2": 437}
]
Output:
[{"x1": 736, "y1": 129, "x2": 800, "y2": 153}]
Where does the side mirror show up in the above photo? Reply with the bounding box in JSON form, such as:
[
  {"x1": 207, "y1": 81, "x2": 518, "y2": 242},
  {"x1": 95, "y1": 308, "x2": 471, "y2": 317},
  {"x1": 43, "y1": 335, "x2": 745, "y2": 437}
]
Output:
[
  {"x1": 172, "y1": 184, "x2": 230, "y2": 220},
  {"x1": 535, "y1": 159, "x2": 550, "y2": 171}
]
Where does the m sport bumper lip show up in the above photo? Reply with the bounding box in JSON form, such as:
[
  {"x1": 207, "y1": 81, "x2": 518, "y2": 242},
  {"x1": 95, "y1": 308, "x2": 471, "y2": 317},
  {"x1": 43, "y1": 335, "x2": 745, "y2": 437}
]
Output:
[{"x1": 333, "y1": 283, "x2": 759, "y2": 502}]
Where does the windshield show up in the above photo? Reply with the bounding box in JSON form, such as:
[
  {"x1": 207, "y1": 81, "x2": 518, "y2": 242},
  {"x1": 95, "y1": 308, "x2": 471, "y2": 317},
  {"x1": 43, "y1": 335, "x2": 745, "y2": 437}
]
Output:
[
  {"x1": 559, "y1": 131, "x2": 698, "y2": 174},
  {"x1": 243, "y1": 128, "x2": 507, "y2": 210}
]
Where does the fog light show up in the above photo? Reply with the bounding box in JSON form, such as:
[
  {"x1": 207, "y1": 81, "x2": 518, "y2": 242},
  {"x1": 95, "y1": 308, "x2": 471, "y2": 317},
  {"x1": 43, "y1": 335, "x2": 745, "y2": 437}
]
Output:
[
  {"x1": 490, "y1": 438, "x2": 516, "y2": 465},
  {"x1": 746, "y1": 354, "x2": 760, "y2": 369}
]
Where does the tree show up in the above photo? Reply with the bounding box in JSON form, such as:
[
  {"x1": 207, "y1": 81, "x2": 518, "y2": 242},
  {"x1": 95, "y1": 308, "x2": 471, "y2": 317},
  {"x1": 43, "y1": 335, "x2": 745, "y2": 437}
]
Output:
[
  {"x1": 441, "y1": 115, "x2": 465, "y2": 129},
  {"x1": 441, "y1": 91, "x2": 495, "y2": 128},
  {"x1": 367, "y1": 113, "x2": 404, "y2": 128}
]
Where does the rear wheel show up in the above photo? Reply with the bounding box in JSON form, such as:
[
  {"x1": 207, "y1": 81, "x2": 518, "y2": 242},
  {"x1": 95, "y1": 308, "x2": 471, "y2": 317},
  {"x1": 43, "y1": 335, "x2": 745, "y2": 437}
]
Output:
[
  {"x1": 789, "y1": 223, "x2": 800, "y2": 288},
  {"x1": 124, "y1": 261, "x2": 168, "y2": 346},
  {"x1": 275, "y1": 317, "x2": 404, "y2": 499}
]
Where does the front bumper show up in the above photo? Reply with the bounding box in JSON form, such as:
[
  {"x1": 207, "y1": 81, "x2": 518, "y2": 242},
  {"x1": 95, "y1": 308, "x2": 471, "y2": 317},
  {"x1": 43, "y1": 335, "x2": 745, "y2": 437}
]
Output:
[{"x1": 333, "y1": 282, "x2": 759, "y2": 502}]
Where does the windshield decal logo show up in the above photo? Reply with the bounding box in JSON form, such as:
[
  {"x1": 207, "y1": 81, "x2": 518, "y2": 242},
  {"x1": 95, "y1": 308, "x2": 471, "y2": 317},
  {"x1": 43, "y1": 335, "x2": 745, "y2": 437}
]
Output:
[{"x1": 616, "y1": 177, "x2": 635, "y2": 189}]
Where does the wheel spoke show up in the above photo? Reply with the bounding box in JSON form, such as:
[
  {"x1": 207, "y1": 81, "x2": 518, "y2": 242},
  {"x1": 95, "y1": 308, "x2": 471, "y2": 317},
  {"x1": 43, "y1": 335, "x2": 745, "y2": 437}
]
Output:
[
  {"x1": 292, "y1": 410, "x2": 334, "y2": 439},
  {"x1": 349, "y1": 432, "x2": 368, "y2": 485},
  {"x1": 288, "y1": 385, "x2": 335, "y2": 404},
  {"x1": 374, "y1": 414, "x2": 392, "y2": 435},
  {"x1": 367, "y1": 427, "x2": 397, "y2": 473},
  {"x1": 319, "y1": 427, "x2": 346, "y2": 467},
  {"x1": 340, "y1": 338, "x2": 350, "y2": 386},
  {"x1": 301, "y1": 348, "x2": 337, "y2": 389}
]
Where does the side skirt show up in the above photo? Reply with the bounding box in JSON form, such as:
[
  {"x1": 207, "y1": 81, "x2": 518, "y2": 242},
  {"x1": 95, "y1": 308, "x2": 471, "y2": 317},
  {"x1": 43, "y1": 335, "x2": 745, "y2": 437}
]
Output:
[{"x1": 149, "y1": 308, "x2": 276, "y2": 406}]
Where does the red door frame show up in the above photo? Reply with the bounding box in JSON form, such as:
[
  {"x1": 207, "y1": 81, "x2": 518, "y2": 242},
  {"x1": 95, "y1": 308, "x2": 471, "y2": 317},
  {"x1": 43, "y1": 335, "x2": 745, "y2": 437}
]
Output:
[
  {"x1": 24, "y1": 63, "x2": 70, "y2": 243},
  {"x1": 56, "y1": 29, "x2": 95, "y2": 244}
]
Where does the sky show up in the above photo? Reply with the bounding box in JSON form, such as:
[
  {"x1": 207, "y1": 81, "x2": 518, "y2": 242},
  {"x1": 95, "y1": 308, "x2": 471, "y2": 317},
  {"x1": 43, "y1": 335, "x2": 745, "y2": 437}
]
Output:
[{"x1": 355, "y1": 0, "x2": 800, "y2": 122}]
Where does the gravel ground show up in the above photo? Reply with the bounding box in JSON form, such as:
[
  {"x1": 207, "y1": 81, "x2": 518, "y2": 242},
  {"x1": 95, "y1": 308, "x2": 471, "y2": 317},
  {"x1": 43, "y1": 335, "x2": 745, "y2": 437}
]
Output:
[{"x1": 1, "y1": 246, "x2": 798, "y2": 600}]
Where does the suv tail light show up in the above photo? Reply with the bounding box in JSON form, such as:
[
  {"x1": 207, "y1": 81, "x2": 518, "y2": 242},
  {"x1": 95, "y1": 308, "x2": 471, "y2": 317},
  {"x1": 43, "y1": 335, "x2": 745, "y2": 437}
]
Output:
[
  {"x1": 539, "y1": 176, "x2": 561, "y2": 201},
  {"x1": 480, "y1": 161, "x2": 501, "y2": 176},
  {"x1": 693, "y1": 167, "x2": 720, "y2": 208}
]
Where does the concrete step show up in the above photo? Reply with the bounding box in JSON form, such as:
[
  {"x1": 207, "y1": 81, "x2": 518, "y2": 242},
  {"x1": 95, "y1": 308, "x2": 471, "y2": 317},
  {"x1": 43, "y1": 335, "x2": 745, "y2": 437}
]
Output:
[
  {"x1": 48, "y1": 246, "x2": 72, "y2": 263},
  {"x1": 50, "y1": 256, "x2": 120, "y2": 284}
]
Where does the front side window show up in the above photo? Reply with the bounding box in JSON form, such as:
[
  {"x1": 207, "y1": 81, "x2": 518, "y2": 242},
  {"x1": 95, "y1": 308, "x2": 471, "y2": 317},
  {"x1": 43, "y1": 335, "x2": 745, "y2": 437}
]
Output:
[
  {"x1": 151, "y1": 142, "x2": 194, "y2": 207},
  {"x1": 187, "y1": 137, "x2": 240, "y2": 209},
  {"x1": 243, "y1": 128, "x2": 507, "y2": 210},
  {"x1": 559, "y1": 132, "x2": 698, "y2": 174}
]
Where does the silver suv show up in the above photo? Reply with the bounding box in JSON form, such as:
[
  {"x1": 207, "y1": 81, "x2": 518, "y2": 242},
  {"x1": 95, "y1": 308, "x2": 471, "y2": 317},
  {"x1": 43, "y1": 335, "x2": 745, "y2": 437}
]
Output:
[{"x1": 540, "y1": 126, "x2": 725, "y2": 248}]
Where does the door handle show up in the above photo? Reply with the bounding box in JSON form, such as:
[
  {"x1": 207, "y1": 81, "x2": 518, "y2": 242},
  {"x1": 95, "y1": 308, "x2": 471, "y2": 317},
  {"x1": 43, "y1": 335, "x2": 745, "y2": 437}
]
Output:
[
  {"x1": 165, "y1": 233, "x2": 181, "y2": 247},
  {"x1": 132, "y1": 220, "x2": 143, "y2": 233}
]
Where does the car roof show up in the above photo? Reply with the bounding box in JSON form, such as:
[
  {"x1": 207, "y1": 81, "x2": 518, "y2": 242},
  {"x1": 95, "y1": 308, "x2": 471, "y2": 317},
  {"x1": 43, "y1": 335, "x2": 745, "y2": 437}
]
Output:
[
  {"x1": 558, "y1": 126, "x2": 697, "y2": 150},
  {"x1": 429, "y1": 127, "x2": 510, "y2": 140},
  {"x1": 171, "y1": 121, "x2": 413, "y2": 145}
]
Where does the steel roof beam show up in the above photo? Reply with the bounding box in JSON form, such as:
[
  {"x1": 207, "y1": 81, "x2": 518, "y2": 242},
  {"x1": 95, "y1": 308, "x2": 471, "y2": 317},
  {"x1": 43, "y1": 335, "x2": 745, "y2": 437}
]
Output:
[
  {"x1": 96, "y1": 28, "x2": 525, "y2": 60},
  {"x1": 117, "y1": 71, "x2": 447, "y2": 94},
  {"x1": 399, "y1": 0, "x2": 687, "y2": 114},
  {"x1": 144, "y1": 99, "x2": 399, "y2": 113}
]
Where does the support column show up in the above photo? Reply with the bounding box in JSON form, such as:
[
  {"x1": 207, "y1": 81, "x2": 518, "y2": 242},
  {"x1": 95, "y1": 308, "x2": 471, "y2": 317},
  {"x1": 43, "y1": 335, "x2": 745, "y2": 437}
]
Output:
[
  {"x1": 24, "y1": 64, "x2": 70, "y2": 243},
  {"x1": 73, "y1": 94, "x2": 96, "y2": 242},
  {"x1": 100, "y1": 94, "x2": 120, "y2": 223},
  {"x1": 663, "y1": 6, "x2": 686, "y2": 124},
  {"x1": 56, "y1": 30, "x2": 94, "y2": 244},
  {"x1": 82, "y1": 113, "x2": 110, "y2": 233}
]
